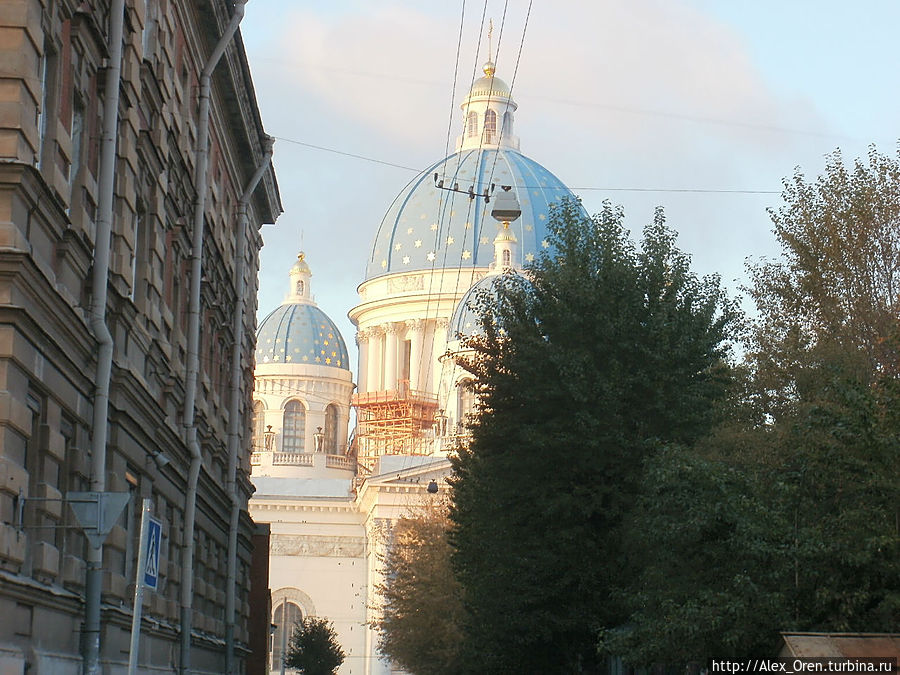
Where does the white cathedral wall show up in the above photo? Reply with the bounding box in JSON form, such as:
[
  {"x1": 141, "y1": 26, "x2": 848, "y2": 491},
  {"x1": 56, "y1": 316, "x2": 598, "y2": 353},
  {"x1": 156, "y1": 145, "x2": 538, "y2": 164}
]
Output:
[
  {"x1": 252, "y1": 498, "x2": 368, "y2": 675},
  {"x1": 254, "y1": 363, "x2": 354, "y2": 455},
  {"x1": 351, "y1": 267, "x2": 488, "y2": 406}
]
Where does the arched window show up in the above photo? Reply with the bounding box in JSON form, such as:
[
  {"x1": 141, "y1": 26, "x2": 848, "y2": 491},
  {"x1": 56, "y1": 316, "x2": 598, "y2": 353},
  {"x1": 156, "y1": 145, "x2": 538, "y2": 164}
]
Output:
[
  {"x1": 271, "y1": 600, "x2": 303, "y2": 670},
  {"x1": 502, "y1": 249, "x2": 511, "y2": 267},
  {"x1": 252, "y1": 401, "x2": 265, "y2": 452},
  {"x1": 457, "y1": 379, "x2": 476, "y2": 429},
  {"x1": 502, "y1": 111, "x2": 512, "y2": 137},
  {"x1": 296, "y1": 280, "x2": 304, "y2": 296},
  {"x1": 282, "y1": 400, "x2": 306, "y2": 453},
  {"x1": 484, "y1": 109, "x2": 497, "y2": 144},
  {"x1": 467, "y1": 111, "x2": 478, "y2": 137},
  {"x1": 324, "y1": 404, "x2": 339, "y2": 453}
]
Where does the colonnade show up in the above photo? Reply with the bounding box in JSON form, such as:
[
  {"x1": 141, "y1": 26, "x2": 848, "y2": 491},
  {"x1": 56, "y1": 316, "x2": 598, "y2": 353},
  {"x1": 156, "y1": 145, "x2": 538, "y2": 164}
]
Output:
[{"x1": 355, "y1": 318, "x2": 449, "y2": 395}]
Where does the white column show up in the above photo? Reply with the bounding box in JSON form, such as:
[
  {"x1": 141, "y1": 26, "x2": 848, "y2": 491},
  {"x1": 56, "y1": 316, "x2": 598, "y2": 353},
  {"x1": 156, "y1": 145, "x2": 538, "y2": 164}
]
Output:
[
  {"x1": 431, "y1": 318, "x2": 449, "y2": 397},
  {"x1": 356, "y1": 329, "x2": 369, "y2": 392},
  {"x1": 367, "y1": 328, "x2": 382, "y2": 392},
  {"x1": 383, "y1": 323, "x2": 398, "y2": 392},
  {"x1": 406, "y1": 319, "x2": 424, "y2": 392}
]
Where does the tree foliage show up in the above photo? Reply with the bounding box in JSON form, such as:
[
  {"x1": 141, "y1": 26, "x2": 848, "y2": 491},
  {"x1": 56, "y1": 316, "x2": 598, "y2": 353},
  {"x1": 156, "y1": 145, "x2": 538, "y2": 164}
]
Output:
[
  {"x1": 283, "y1": 616, "x2": 345, "y2": 675},
  {"x1": 371, "y1": 503, "x2": 464, "y2": 675},
  {"x1": 449, "y1": 199, "x2": 737, "y2": 673},
  {"x1": 608, "y1": 147, "x2": 900, "y2": 665}
]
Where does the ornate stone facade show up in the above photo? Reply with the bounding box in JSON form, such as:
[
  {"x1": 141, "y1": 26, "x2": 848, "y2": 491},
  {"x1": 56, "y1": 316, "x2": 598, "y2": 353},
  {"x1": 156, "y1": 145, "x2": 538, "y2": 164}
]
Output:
[{"x1": 0, "y1": 1, "x2": 279, "y2": 672}]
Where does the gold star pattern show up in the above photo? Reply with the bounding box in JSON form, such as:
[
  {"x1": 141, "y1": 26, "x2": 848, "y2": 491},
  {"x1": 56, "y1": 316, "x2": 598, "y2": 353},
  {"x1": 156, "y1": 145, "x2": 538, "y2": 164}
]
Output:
[
  {"x1": 446, "y1": 236, "x2": 454, "y2": 245},
  {"x1": 403, "y1": 255, "x2": 410, "y2": 264},
  {"x1": 450, "y1": 210, "x2": 456, "y2": 217},
  {"x1": 525, "y1": 224, "x2": 533, "y2": 232},
  {"x1": 462, "y1": 249, "x2": 471, "y2": 260},
  {"x1": 414, "y1": 239, "x2": 422, "y2": 248},
  {"x1": 381, "y1": 259, "x2": 387, "y2": 268},
  {"x1": 430, "y1": 223, "x2": 438, "y2": 231},
  {"x1": 525, "y1": 253, "x2": 535, "y2": 262},
  {"x1": 394, "y1": 243, "x2": 402, "y2": 251},
  {"x1": 541, "y1": 240, "x2": 550, "y2": 248},
  {"x1": 480, "y1": 237, "x2": 489, "y2": 245},
  {"x1": 426, "y1": 251, "x2": 436, "y2": 262},
  {"x1": 420, "y1": 213, "x2": 427, "y2": 219},
  {"x1": 538, "y1": 214, "x2": 546, "y2": 221},
  {"x1": 407, "y1": 227, "x2": 414, "y2": 234},
  {"x1": 464, "y1": 221, "x2": 472, "y2": 229}
]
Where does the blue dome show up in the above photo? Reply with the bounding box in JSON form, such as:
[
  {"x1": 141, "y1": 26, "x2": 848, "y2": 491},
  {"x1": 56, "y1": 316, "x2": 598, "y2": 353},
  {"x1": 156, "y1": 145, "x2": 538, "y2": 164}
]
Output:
[
  {"x1": 255, "y1": 302, "x2": 349, "y2": 369},
  {"x1": 366, "y1": 148, "x2": 583, "y2": 280},
  {"x1": 449, "y1": 272, "x2": 525, "y2": 339}
]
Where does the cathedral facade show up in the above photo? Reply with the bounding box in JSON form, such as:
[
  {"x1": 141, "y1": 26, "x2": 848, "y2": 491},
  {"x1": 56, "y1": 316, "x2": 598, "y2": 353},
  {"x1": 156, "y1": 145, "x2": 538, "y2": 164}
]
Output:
[{"x1": 249, "y1": 59, "x2": 581, "y2": 674}]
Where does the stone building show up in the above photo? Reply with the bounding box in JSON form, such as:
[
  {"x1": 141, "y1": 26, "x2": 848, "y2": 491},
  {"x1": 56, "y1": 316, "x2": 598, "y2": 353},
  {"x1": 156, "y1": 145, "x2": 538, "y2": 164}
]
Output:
[
  {"x1": 0, "y1": 0, "x2": 279, "y2": 672},
  {"x1": 250, "y1": 57, "x2": 583, "y2": 674}
]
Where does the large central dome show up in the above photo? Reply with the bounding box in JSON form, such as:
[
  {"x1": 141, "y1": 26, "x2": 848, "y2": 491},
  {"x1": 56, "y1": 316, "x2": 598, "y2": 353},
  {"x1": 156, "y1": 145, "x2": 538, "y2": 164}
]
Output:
[{"x1": 365, "y1": 147, "x2": 578, "y2": 280}]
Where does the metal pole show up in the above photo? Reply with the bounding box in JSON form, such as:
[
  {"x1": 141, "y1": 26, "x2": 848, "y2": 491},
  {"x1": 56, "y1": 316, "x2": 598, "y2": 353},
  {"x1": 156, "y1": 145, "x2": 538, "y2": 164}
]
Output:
[
  {"x1": 128, "y1": 499, "x2": 152, "y2": 674},
  {"x1": 280, "y1": 598, "x2": 287, "y2": 675}
]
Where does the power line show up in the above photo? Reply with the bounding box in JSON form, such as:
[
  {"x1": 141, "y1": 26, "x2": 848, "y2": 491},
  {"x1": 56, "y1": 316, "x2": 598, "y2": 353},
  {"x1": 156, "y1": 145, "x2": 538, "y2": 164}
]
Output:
[{"x1": 271, "y1": 134, "x2": 779, "y2": 194}]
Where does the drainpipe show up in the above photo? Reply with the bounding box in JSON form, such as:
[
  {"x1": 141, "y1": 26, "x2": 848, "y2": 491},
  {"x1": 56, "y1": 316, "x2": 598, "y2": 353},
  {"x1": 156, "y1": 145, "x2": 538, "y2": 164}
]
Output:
[
  {"x1": 83, "y1": 1, "x2": 126, "y2": 673},
  {"x1": 225, "y1": 135, "x2": 274, "y2": 673},
  {"x1": 180, "y1": 2, "x2": 247, "y2": 673}
]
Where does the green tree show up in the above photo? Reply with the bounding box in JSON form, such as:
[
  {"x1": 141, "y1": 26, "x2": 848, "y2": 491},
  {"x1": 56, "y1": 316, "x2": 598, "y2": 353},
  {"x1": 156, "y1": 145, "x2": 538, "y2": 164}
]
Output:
[
  {"x1": 745, "y1": 146, "x2": 900, "y2": 633},
  {"x1": 603, "y1": 445, "x2": 794, "y2": 663},
  {"x1": 283, "y1": 616, "x2": 345, "y2": 675},
  {"x1": 449, "y1": 199, "x2": 737, "y2": 673},
  {"x1": 371, "y1": 504, "x2": 464, "y2": 675}
]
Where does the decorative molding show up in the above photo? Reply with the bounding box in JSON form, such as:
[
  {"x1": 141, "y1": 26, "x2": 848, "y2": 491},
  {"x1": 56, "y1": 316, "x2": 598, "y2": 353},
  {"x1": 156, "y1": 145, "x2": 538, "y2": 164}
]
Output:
[
  {"x1": 270, "y1": 587, "x2": 317, "y2": 617},
  {"x1": 405, "y1": 318, "x2": 425, "y2": 333},
  {"x1": 434, "y1": 317, "x2": 450, "y2": 330},
  {"x1": 382, "y1": 321, "x2": 403, "y2": 335},
  {"x1": 270, "y1": 534, "x2": 366, "y2": 558},
  {"x1": 387, "y1": 275, "x2": 424, "y2": 294}
]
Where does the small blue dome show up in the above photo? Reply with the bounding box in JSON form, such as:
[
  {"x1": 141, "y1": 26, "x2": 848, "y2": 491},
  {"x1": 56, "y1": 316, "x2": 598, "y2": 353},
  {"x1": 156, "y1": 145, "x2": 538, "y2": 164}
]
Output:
[
  {"x1": 256, "y1": 303, "x2": 349, "y2": 369},
  {"x1": 449, "y1": 272, "x2": 522, "y2": 339},
  {"x1": 365, "y1": 148, "x2": 583, "y2": 280}
]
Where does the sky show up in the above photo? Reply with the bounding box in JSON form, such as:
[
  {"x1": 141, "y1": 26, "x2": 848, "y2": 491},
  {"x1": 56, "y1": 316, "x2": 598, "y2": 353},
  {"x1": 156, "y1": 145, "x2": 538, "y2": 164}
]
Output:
[{"x1": 238, "y1": 0, "x2": 900, "y2": 372}]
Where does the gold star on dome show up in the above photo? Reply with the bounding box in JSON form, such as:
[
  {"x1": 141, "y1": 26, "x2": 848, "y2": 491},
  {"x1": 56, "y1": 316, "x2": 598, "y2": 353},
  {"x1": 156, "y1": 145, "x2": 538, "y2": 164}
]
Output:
[
  {"x1": 446, "y1": 236, "x2": 454, "y2": 245},
  {"x1": 525, "y1": 224, "x2": 533, "y2": 231},
  {"x1": 430, "y1": 223, "x2": 438, "y2": 231},
  {"x1": 420, "y1": 213, "x2": 427, "y2": 219},
  {"x1": 403, "y1": 255, "x2": 410, "y2": 264},
  {"x1": 450, "y1": 210, "x2": 456, "y2": 217},
  {"x1": 533, "y1": 190, "x2": 540, "y2": 196},
  {"x1": 480, "y1": 237, "x2": 489, "y2": 245},
  {"x1": 324, "y1": 340, "x2": 329, "y2": 345},
  {"x1": 407, "y1": 227, "x2": 414, "y2": 235},
  {"x1": 302, "y1": 355, "x2": 308, "y2": 361},
  {"x1": 541, "y1": 240, "x2": 550, "y2": 248},
  {"x1": 427, "y1": 251, "x2": 436, "y2": 262},
  {"x1": 414, "y1": 239, "x2": 422, "y2": 248},
  {"x1": 325, "y1": 357, "x2": 331, "y2": 364},
  {"x1": 394, "y1": 243, "x2": 402, "y2": 251},
  {"x1": 538, "y1": 214, "x2": 546, "y2": 221},
  {"x1": 525, "y1": 253, "x2": 535, "y2": 262},
  {"x1": 464, "y1": 221, "x2": 472, "y2": 229},
  {"x1": 381, "y1": 259, "x2": 387, "y2": 268},
  {"x1": 462, "y1": 249, "x2": 471, "y2": 260},
  {"x1": 286, "y1": 355, "x2": 292, "y2": 361},
  {"x1": 315, "y1": 356, "x2": 321, "y2": 363},
  {"x1": 331, "y1": 351, "x2": 336, "y2": 357}
]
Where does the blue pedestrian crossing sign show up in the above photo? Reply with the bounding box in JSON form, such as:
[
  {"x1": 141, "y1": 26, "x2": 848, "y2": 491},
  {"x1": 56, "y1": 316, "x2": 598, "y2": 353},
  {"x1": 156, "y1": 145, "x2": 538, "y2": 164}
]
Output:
[{"x1": 143, "y1": 516, "x2": 163, "y2": 591}]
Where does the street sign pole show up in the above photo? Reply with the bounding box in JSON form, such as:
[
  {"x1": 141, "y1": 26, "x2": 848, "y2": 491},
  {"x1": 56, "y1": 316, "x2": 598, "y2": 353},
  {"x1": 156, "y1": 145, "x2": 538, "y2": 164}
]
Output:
[{"x1": 127, "y1": 499, "x2": 156, "y2": 675}]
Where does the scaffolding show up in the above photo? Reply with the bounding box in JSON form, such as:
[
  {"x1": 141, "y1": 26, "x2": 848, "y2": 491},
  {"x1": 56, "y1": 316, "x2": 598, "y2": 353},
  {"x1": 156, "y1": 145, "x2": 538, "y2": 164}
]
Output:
[{"x1": 352, "y1": 380, "x2": 439, "y2": 472}]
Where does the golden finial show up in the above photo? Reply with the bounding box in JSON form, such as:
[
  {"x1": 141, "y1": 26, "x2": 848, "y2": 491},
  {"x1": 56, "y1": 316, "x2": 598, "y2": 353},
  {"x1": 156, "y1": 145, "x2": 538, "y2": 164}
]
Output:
[{"x1": 298, "y1": 251, "x2": 305, "y2": 262}]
